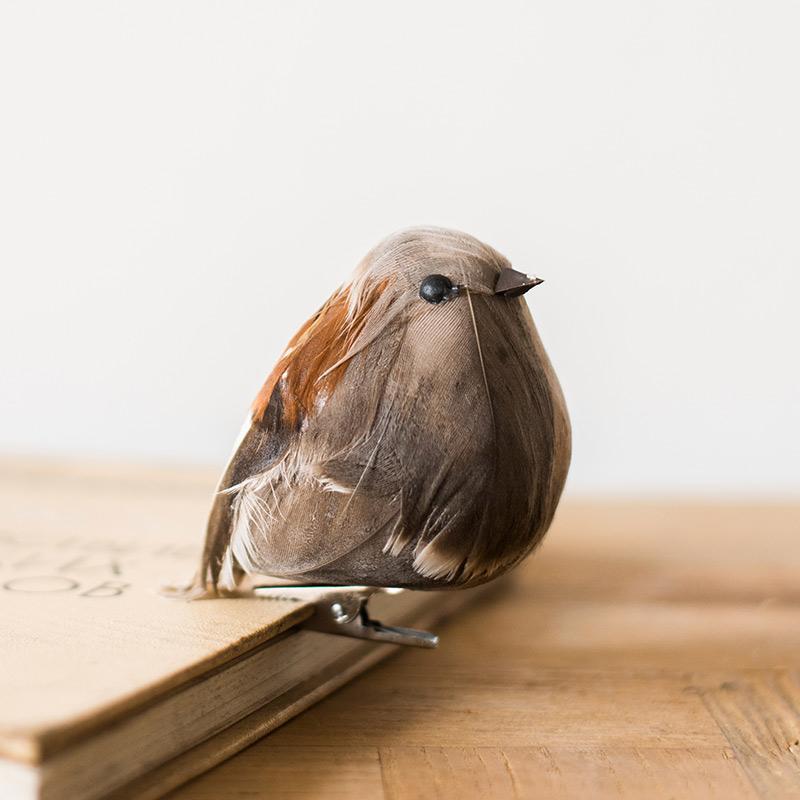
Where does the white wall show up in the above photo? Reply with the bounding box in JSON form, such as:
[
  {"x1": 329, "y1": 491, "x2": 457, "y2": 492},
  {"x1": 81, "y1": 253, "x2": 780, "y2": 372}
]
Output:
[{"x1": 1, "y1": 1, "x2": 798, "y2": 493}]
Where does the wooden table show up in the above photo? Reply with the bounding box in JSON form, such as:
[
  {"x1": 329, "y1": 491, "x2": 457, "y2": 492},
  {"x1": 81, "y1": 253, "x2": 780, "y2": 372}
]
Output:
[{"x1": 167, "y1": 501, "x2": 800, "y2": 800}]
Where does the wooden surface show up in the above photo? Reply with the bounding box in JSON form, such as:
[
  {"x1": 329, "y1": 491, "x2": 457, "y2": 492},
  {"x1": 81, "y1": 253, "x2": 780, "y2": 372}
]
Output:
[{"x1": 166, "y1": 501, "x2": 800, "y2": 800}]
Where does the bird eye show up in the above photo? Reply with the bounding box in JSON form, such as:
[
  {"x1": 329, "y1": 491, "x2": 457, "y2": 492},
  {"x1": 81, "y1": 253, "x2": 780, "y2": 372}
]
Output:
[{"x1": 419, "y1": 274, "x2": 458, "y2": 304}]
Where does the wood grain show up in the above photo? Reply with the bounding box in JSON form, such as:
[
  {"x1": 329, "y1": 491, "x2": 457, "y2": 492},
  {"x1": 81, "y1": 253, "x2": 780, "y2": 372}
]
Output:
[
  {"x1": 166, "y1": 500, "x2": 800, "y2": 800},
  {"x1": 695, "y1": 671, "x2": 800, "y2": 799}
]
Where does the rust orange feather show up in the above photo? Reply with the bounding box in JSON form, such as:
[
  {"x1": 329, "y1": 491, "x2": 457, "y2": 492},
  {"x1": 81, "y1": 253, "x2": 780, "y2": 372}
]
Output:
[{"x1": 252, "y1": 278, "x2": 389, "y2": 428}]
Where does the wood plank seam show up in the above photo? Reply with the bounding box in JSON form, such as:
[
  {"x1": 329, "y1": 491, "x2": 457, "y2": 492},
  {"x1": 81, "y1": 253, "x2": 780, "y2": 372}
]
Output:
[{"x1": 695, "y1": 671, "x2": 800, "y2": 799}]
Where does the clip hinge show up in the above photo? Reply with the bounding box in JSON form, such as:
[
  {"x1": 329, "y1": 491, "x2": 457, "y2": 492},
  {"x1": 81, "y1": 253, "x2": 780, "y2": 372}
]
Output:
[{"x1": 252, "y1": 585, "x2": 439, "y2": 649}]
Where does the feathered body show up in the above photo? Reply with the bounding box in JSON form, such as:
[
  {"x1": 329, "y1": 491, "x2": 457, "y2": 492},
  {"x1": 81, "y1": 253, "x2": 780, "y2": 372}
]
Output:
[{"x1": 199, "y1": 227, "x2": 570, "y2": 592}]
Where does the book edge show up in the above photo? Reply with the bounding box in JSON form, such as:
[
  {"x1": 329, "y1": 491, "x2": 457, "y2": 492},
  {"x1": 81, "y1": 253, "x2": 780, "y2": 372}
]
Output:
[{"x1": 0, "y1": 602, "x2": 314, "y2": 764}]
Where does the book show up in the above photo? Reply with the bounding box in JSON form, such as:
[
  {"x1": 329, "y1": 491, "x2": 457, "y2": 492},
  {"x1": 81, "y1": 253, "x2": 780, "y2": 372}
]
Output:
[{"x1": 0, "y1": 458, "x2": 481, "y2": 800}]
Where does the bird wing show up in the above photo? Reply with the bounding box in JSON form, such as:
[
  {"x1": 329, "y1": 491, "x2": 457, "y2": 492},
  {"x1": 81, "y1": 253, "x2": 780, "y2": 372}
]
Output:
[{"x1": 196, "y1": 277, "x2": 407, "y2": 591}]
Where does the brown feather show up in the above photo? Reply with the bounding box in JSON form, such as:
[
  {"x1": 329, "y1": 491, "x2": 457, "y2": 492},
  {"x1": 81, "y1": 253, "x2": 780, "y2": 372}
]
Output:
[
  {"x1": 196, "y1": 227, "x2": 571, "y2": 592},
  {"x1": 252, "y1": 278, "x2": 390, "y2": 428}
]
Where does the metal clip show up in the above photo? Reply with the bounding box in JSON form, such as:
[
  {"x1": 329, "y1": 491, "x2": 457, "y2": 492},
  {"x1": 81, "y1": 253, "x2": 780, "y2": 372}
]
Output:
[{"x1": 253, "y1": 585, "x2": 439, "y2": 649}]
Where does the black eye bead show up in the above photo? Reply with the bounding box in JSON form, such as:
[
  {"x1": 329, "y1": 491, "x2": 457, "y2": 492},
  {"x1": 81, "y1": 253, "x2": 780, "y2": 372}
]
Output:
[{"x1": 419, "y1": 274, "x2": 458, "y2": 304}]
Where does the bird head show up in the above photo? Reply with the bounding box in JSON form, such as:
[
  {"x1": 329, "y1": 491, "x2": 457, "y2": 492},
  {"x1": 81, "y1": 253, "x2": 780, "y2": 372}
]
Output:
[
  {"x1": 350, "y1": 226, "x2": 543, "y2": 306},
  {"x1": 252, "y1": 227, "x2": 545, "y2": 430}
]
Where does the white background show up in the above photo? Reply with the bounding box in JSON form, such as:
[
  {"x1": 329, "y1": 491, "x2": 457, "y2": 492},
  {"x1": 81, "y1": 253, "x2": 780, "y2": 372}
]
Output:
[{"x1": 1, "y1": 1, "x2": 798, "y2": 493}]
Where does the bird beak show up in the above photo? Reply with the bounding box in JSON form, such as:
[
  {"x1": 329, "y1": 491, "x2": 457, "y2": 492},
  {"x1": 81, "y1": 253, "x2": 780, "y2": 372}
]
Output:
[{"x1": 494, "y1": 268, "x2": 544, "y2": 297}]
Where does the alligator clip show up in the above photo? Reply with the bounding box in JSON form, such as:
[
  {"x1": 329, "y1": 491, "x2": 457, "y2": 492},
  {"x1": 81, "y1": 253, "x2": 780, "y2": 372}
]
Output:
[{"x1": 252, "y1": 585, "x2": 439, "y2": 648}]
